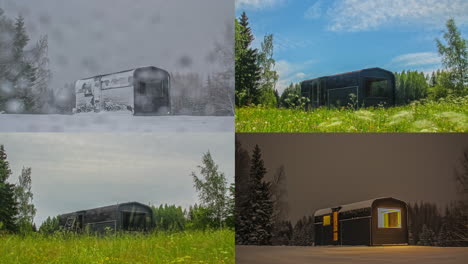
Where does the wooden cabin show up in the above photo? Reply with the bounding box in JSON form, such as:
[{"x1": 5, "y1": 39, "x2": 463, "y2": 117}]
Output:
[
  {"x1": 58, "y1": 202, "x2": 153, "y2": 233},
  {"x1": 75, "y1": 66, "x2": 171, "y2": 115},
  {"x1": 314, "y1": 197, "x2": 408, "y2": 246},
  {"x1": 301, "y1": 68, "x2": 396, "y2": 108}
]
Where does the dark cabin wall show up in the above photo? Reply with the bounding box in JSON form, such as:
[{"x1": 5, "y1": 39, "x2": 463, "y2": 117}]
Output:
[
  {"x1": 133, "y1": 67, "x2": 171, "y2": 115},
  {"x1": 301, "y1": 68, "x2": 396, "y2": 108},
  {"x1": 371, "y1": 199, "x2": 408, "y2": 245},
  {"x1": 359, "y1": 69, "x2": 396, "y2": 107},
  {"x1": 339, "y1": 207, "x2": 372, "y2": 246}
]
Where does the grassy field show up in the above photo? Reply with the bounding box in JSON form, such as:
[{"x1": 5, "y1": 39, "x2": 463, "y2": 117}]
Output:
[
  {"x1": 0, "y1": 229, "x2": 234, "y2": 264},
  {"x1": 236, "y1": 97, "x2": 468, "y2": 132}
]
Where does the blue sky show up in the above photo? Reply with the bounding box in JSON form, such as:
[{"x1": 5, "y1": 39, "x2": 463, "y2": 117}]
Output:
[{"x1": 236, "y1": 0, "x2": 468, "y2": 93}]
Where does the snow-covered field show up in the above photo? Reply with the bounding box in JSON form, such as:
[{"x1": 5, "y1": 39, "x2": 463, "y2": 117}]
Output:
[
  {"x1": 0, "y1": 112, "x2": 233, "y2": 132},
  {"x1": 236, "y1": 245, "x2": 468, "y2": 264}
]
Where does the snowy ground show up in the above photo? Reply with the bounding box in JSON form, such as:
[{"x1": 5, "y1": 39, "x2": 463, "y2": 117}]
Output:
[
  {"x1": 0, "y1": 112, "x2": 233, "y2": 132},
  {"x1": 236, "y1": 245, "x2": 468, "y2": 264}
]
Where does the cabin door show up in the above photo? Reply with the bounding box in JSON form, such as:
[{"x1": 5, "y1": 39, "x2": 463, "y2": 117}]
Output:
[{"x1": 135, "y1": 80, "x2": 169, "y2": 115}]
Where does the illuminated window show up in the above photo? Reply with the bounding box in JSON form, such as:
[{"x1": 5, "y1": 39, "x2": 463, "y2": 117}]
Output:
[
  {"x1": 323, "y1": 215, "x2": 331, "y2": 226},
  {"x1": 378, "y1": 208, "x2": 401, "y2": 228}
]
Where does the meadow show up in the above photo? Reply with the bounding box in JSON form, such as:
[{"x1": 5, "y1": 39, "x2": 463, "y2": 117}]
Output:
[
  {"x1": 0, "y1": 229, "x2": 234, "y2": 264},
  {"x1": 236, "y1": 96, "x2": 468, "y2": 133}
]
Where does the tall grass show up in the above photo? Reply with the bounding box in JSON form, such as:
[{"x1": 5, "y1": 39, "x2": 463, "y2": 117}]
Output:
[
  {"x1": 236, "y1": 96, "x2": 468, "y2": 132},
  {"x1": 0, "y1": 229, "x2": 234, "y2": 264}
]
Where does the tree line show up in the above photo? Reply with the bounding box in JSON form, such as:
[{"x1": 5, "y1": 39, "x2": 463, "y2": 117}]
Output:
[
  {"x1": 0, "y1": 145, "x2": 234, "y2": 235},
  {"x1": 235, "y1": 12, "x2": 467, "y2": 109},
  {"x1": 0, "y1": 145, "x2": 36, "y2": 234},
  {"x1": 235, "y1": 141, "x2": 468, "y2": 246}
]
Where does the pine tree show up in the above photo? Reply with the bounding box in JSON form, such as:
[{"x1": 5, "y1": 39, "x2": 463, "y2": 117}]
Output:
[
  {"x1": 0, "y1": 145, "x2": 18, "y2": 232},
  {"x1": 235, "y1": 12, "x2": 261, "y2": 106},
  {"x1": 238, "y1": 144, "x2": 273, "y2": 245},
  {"x1": 418, "y1": 224, "x2": 437, "y2": 246},
  {"x1": 235, "y1": 140, "x2": 252, "y2": 244},
  {"x1": 15, "y1": 167, "x2": 36, "y2": 234}
]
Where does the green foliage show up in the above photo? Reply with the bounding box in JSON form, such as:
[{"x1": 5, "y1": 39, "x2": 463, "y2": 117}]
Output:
[
  {"x1": 0, "y1": 230, "x2": 235, "y2": 263},
  {"x1": 0, "y1": 145, "x2": 18, "y2": 233},
  {"x1": 192, "y1": 151, "x2": 230, "y2": 228},
  {"x1": 15, "y1": 167, "x2": 36, "y2": 235},
  {"x1": 279, "y1": 83, "x2": 310, "y2": 109},
  {"x1": 257, "y1": 34, "x2": 279, "y2": 107},
  {"x1": 152, "y1": 204, "x2": 186, "y2": 232},
  {"x1": 236, "y1": 96, "x2": 468, "y2": 132},
  {"x1": 235, "y1": 12, "x2": 261, "y2": 106},
  {"x1": 39, "y1": 216, "x2": 59, "y2": 235},
  {"x1": 436, "y1": 18, "x2": 468, "y2": 95},
  {"x1": 395, "y1": 70, "x2": 429, "y2": 104},
  {"x1": 186, "y1": 204, "x2": 217, "y2": 231}
]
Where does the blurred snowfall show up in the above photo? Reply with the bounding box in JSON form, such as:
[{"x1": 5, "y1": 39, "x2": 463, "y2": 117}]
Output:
[{"x1": 0, "y1": 0, "x2": 235, "y2": 129}]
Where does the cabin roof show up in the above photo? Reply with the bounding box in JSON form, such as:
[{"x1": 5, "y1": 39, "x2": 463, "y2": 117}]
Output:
[
  {"x1": 314, "y1": 197, "x2": 398, "y2": 216},
  {"x1": 59, "y1": 201, "x2": 151, "y2": 216},
  {"x1": 78, "y1": 66, "x2": 168, "y2": 81},
  {"x1": 302, "y1": 67, "x2": 393, "y2": 83}
]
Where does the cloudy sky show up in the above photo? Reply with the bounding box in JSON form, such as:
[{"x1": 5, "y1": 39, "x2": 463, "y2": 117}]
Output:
[
  {"x1": 236, "y1": 0, "x2": 468, "y2": 93},
  {"x1": 0, "y1": 0, "x2": 233, "y2": 89},
  {"x1": 0, "y1": 133, "x2": 234, "y2": 226},
  {"x1": 237, "y1": 133, "x2": 468, "y2": 223}
]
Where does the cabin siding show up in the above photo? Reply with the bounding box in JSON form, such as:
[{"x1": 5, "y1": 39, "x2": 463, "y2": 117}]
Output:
[
  {"x1": 75, "y1": 66, "x2": 171, "y2": 115},
  {"x1": 58, "y1": 202, "x2": 153, "y2": 233},
  {"x1": 301, "y1": 68, "x2": 396, "y2": 108}
]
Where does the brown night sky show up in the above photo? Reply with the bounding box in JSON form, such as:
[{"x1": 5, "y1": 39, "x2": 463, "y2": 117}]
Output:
[{"x1": 237, "y1": 133, "x2": 468, "y2": 223}]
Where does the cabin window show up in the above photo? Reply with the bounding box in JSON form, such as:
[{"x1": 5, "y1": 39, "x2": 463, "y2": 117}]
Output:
[
  {"x1": 122, "y1": 212, "x2": 147, "y2": 231},
  {"x1": 323, "y1": 215, "x2": 331, "y2": 226},
  {"x1": 138, "y1": 82, "x2": 147, "y2": 95},
  {"x1": 365, "y1": 78, "x2": 387, "y2": 97},
  {"x1": 378, "y1": 208, "x2": 401, "y2": 228},
  {"x1": 83, "y1": 83, "x2": 93, "y2": 97}
]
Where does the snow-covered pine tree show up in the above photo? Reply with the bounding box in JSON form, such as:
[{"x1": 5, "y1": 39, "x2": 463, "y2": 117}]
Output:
[
  {"x1": 235, "y1": 140, "x2": 251, "y2": 244},
  {"x1": 418, "y1": 224, "x2": 437, "y2": 246},
  {"x1": 240, "y1": 144, "x2": 273, "y2": 245}
]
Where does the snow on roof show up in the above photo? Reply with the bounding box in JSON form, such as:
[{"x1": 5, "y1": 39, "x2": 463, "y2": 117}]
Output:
[
  {"x1": 314, "y1": 197, "x2": 392, "y2": 217},
  {"x1": 78, "y1": 66, "x2": 168, "y2": 81}
]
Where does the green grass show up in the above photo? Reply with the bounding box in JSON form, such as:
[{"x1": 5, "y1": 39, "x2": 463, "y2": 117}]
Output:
[
  {"x1": 236, "y1": 97, "x2": 468, "y2": 132},
  {"x1": 0, "y1": 229, "x2": 234, "y2": 264}
]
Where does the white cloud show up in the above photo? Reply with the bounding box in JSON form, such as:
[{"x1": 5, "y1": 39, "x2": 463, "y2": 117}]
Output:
[
  {"x1": 328, "y1": 0, "x2": 468, "y2": 32},
  {"x1": 236, "y1": 0, "x2": 284, "y2": 10},
  {"x1": 304, "y1": 1, "x2": 323, "y2": 20},
  {"x1": 274, "y1": 60, "x2": 316, "y2": 93},
  {"x1": 391, "y1": 52, "x2": 440, "y2": 67}
]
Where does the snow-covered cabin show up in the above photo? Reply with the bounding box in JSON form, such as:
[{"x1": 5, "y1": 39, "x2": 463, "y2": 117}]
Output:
[
  {"x1": 75, "y1": 66, "x2": 171, "y2": 115},
  {"x1": 58, "y1": 202, "x2": 153, "y2": 233},
  {"x1": 314, "y1": 197, "x2": 408, "y2": 246}
]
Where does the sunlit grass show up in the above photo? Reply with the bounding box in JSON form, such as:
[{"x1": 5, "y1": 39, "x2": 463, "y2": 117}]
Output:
[
  {"x1": 0, "y1": 229, "x2": 234, "y2": 264},
  {"x1": 236, "y1": 97, "x2": 468, "y2": 132}
]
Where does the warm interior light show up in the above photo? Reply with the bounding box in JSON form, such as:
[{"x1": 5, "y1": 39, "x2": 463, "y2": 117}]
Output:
[
  {"x1": 378, "y1": 208, "x2": 401, "y2": 228},
  {"x1": 323, "y1": 215, "x2": 331, "y2": 226}
]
